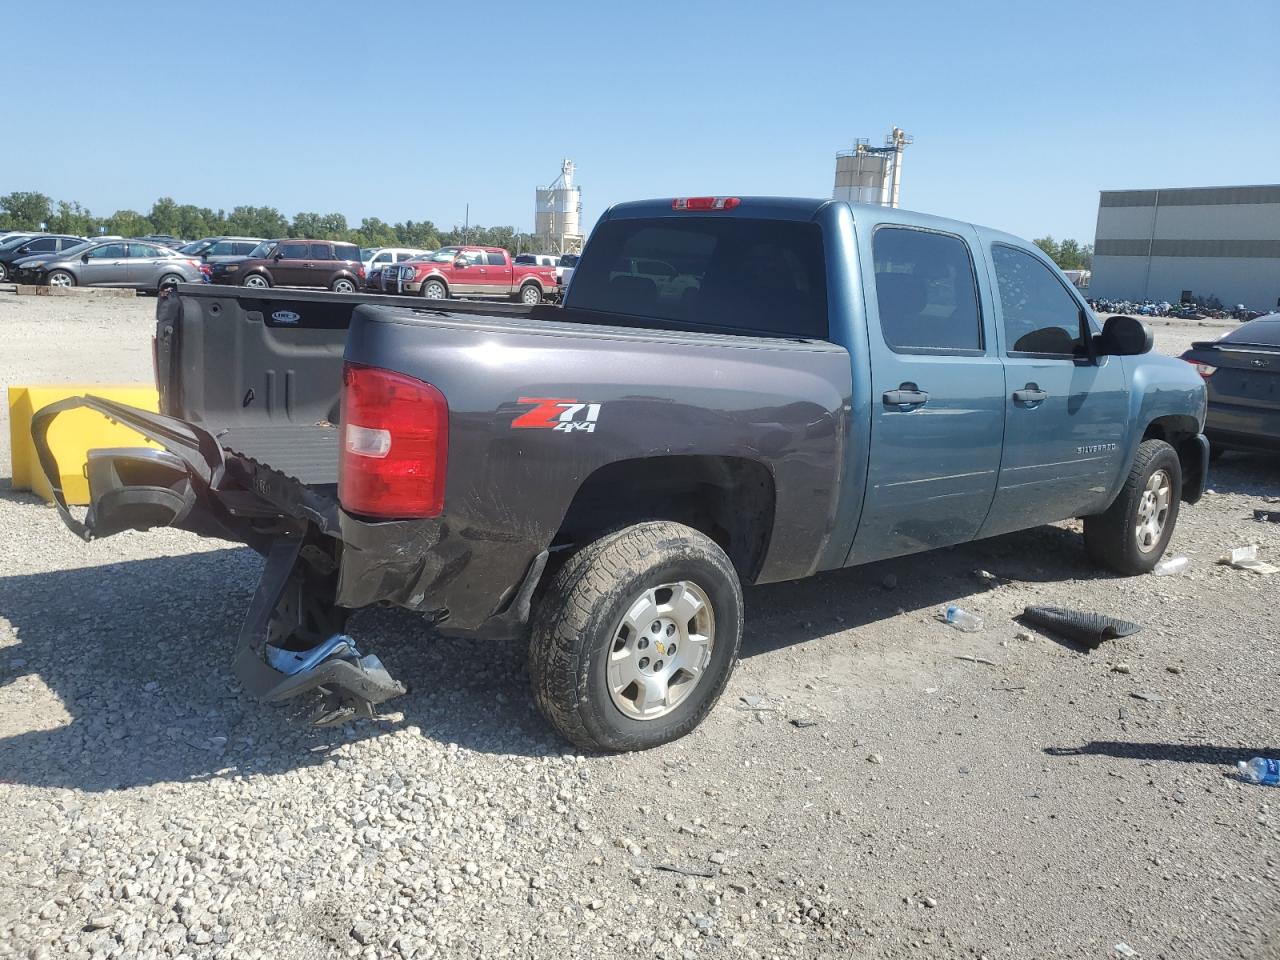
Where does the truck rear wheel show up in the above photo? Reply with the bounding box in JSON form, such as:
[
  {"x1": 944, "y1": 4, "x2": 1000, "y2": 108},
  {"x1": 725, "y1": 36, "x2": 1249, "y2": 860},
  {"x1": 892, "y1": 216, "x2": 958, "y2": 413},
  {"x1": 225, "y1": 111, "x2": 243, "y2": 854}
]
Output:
[
  {"x1": 528, "y1": 521, "x2": 743, "y2": 752},
  {"x1": 1083, "y1": 438, "x2": 1182, "y2": 575},
  {"x1": 519, "y1": 283, "x2": 542, "y2": 305}
]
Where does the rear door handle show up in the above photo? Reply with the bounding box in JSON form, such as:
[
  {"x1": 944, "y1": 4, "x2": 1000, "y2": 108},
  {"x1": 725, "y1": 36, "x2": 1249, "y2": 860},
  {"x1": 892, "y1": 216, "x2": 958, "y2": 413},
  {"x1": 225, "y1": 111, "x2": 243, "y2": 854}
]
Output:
[
  {"x1": 1013, "y1": 384, "x2": 1049, "y2": 404},
  {"x1": 882, "y1": 384, "x2": 929, "y2": 407}
]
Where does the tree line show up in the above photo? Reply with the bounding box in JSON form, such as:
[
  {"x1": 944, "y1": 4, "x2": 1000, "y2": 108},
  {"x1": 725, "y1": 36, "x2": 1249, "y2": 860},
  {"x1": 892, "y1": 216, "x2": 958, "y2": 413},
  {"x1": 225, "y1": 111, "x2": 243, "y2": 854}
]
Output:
[
  {"x1": 0, "y1": 191, "x2": 544, "y2": 253},
  {"x1": 1033, "y1": 236, "x2": 1093, "y2": 271}
]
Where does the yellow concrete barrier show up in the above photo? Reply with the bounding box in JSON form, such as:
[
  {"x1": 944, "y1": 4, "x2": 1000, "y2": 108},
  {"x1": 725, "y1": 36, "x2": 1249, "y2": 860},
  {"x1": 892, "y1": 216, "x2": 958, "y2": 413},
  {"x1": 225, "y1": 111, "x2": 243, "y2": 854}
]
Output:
[{"x1": 8, "y1": 385, "x2": 160, "y2": 504}]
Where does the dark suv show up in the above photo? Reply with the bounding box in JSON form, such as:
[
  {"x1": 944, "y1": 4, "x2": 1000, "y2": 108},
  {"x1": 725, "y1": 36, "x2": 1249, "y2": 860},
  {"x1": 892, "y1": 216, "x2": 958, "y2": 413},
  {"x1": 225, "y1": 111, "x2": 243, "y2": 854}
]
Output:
[
  {"x1": 208, "y1": 239, "x2": 366, "y2": 292},
  {"x1": 0, "y1": 234, "x2": 84, "y2": 282}
]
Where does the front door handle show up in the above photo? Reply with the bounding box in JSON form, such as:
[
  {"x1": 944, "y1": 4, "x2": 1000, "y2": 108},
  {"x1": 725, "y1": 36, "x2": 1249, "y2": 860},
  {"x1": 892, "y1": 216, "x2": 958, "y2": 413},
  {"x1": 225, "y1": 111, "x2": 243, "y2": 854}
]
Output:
[
  {"x1": 1013, "y1": 384, "x2": 1049, "y2": 404},
  {"x1": 882, "y1": 384, "x2": 929, "y2": 407}
]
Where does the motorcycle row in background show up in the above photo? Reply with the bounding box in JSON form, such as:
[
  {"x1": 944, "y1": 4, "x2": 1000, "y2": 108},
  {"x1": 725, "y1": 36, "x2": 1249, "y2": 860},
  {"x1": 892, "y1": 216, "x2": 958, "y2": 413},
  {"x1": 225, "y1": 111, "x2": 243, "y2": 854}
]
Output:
[{"x1": 1088, "y1": 297, "x2": 1270, "y2": 323}]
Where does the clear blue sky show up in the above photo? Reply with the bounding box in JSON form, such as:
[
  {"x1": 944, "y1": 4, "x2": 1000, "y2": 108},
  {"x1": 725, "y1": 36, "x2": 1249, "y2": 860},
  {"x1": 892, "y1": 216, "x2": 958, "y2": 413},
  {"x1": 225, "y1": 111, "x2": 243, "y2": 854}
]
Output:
[{"x1": 3, "y1": 0, "x2": 1276, "y2": 243}]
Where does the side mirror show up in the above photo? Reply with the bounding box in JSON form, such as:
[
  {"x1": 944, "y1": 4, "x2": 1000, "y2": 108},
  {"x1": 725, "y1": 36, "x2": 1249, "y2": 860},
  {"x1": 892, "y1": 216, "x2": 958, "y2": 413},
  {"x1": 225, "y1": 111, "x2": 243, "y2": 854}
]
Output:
[
  {"x1": 1095, "y1": 315, "x2": 1153, "y2": 356},
  {"x1": 453, "y1": 258, "x2": 466, "y2": 268},
  {"x1": 273, "y1": 252, "x2": 283, "y2": 261},
  {"x1": 81, "y1": 254, "x2": 91, "y2": 263}
]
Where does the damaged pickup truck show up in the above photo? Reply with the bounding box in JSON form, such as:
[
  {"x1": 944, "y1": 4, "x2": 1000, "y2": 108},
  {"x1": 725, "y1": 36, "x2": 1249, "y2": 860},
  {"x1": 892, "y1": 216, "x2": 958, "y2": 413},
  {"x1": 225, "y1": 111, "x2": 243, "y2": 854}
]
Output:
[{"x1": 33, "y1": 196, "x2": 1209, "y2": 752}]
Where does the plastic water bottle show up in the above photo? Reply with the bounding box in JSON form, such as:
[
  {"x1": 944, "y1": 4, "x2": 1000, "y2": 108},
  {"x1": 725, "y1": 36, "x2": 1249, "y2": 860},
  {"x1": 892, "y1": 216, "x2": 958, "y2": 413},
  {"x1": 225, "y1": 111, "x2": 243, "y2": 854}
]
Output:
[
  {"x1": 944, "y1": 605, "x2": 983, "y2": 632},
  {"x1": 1152, "y1": 557, "x2": 1189, "y2": 576},
  {"x1": 1238, "y1": 758, "x2": 1280, "y2": 786}
]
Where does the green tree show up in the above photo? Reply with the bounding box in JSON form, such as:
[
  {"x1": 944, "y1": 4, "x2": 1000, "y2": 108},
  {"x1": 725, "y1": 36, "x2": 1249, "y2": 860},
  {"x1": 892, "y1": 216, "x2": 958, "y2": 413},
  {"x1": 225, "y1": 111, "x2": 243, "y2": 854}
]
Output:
[
  {"x1": 1033, "y1": 236, "x2": 1059, "y2": 262},
  {"x1": 393, "y1": 220, "x2": 442, "y2": 249},
  {"x1": 0, "y1": 191, "x2": 53, "y2": 229},
  {"x1": 291, "y1": 212, "x2": 349, "y2": 239},
  {"x1": 106, "y1": 209, "x2": 153, "y2": 237},
  {"x1": 1034, "y1": 235, "x2": 1094, "y2": 271},
  {"x1": 225, "y1": 205, "x2": 288, "y2": 238},
  {"x1": 352, "y1": 217, "x2": 398, "y2": 248},
  {"x1": 48, "y1": 200, "x2": 95, "y2": 237},
  {"x1": 149, "y1": 196, "x2": 180, "y2": 234}
]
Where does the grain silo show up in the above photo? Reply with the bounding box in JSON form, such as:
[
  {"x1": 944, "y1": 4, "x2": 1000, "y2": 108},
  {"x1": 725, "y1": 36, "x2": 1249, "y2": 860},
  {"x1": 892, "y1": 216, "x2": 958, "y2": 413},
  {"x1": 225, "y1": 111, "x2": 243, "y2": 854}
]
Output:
[
  {"x1": 535, "y1": 159, "x2": 584, "y2": 254},
  {"x1": 832, "y1": 128, "x2": 912, "y2": 207}
]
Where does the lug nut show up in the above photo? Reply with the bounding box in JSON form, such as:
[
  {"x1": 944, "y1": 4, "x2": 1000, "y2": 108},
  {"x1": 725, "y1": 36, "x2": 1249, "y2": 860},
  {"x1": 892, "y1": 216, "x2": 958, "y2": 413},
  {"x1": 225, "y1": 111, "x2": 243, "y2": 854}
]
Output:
[
  {"x1": 638, "y1": 638, "x2": 649, "y2": 649},
  {"x1": 651, "y1": 621, "x2": 661, "y2": 633},
  {"x1": 639, "y1": 658, "x2": 650, "y2": 669},
  {"x1": 654, "y1": 660, "x2": 664, "y2": 670},
  {"x1": 666, "y1": 624, "x2": 676, "y2": 637},
  {"x1": 667, "y1": 644, "x2": 677, "y2": 656}
]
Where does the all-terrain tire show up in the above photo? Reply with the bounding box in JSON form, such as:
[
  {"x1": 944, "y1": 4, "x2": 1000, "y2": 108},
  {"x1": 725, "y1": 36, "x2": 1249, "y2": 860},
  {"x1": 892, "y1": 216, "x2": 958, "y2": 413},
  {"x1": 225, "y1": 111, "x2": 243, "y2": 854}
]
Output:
[
  {"x1": 1083, "y1": 438, "x2": 1182, "y2": 575},
  {"x1": 528, "y1": 521, "x2": 743, "y2": 752}
]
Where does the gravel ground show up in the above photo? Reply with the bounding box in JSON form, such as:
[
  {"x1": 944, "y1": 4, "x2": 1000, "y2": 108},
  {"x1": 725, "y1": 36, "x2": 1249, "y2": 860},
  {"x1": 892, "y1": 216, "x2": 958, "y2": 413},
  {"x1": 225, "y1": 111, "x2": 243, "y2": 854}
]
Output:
[{"x1": 1, "y1": 291, "x2": 1277, "y2": 960}]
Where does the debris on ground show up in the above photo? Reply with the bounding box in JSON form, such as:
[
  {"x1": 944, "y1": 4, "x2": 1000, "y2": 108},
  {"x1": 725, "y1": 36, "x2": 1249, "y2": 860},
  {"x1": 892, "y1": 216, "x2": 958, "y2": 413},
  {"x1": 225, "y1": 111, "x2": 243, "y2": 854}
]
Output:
[
  {"x1": 954, "y1": 654, "x2": 997, "y2": 666},
  {"x1": 1111, "y1": 662, "x2": 1132, "y2": 674},
  {"x1": 1152, "y1": 556, "x2": 1190, "y2": 576},
  {"x1": 1131, "y1": 691, "x2": 1165, "y2": 703},
  {"x1": 942, "y1": 605, "x2": 983, "y2": 632},
  {"x1": 1020, "y1": 606, "x2": 1142, "y2": 647},
  {"x1": 1253, "y1": 509, "x2": 1280, "y2": 523},
  {"x1": 1218, "y1": 544, "x2": 1278, "y2": 575},
  {"x1": 789, "y1": 717, "x2": 819, "y2": 728},
  {"x1": 1114, "y1": 943, "x2": 1138, "y2": 958},
  {"x1": 1237, "y1": 758, "x2": 1280, "y2": 786}
]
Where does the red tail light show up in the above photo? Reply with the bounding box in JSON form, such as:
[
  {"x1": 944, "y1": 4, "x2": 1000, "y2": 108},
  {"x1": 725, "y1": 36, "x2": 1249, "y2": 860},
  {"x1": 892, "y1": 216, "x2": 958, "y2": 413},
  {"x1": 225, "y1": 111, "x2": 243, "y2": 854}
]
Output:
[
  {"x1": 1182, "y1": 359, "x2": 1217, "y2": 378},
  {"x1": 339, "y1": 362, "x2": 448, "y2": 518},
  {"x1": 357, "y1": 266, "x2": 366, "y2": 279},
  {"x1": 672, "y1": 196, "x2": 741, "y2": 211}
]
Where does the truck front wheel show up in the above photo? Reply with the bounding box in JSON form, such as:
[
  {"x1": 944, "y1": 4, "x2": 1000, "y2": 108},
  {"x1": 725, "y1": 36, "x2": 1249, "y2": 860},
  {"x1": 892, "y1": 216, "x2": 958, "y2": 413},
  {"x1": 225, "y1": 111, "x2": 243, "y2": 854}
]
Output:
[
  {"x1": 421, "y1": 279, "x2": 447, "y2": 300},
  {"x1": 528, "y1": 521, "x2": 743, "y2": 752},
  {"x1": 1083, "y1": 439, "x2": 1182, "y2": 575}
]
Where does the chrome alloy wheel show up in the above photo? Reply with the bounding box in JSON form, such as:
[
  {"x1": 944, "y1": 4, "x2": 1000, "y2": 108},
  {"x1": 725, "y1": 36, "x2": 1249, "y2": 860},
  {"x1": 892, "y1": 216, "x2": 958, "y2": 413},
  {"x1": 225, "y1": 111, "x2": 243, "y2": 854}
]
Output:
[
  {"x1": 1135, "y1": 468, "x2": 1172, "y2": 553},
  {"x1": 607, "y1": 581, "x2": 715, "y2": 721}
]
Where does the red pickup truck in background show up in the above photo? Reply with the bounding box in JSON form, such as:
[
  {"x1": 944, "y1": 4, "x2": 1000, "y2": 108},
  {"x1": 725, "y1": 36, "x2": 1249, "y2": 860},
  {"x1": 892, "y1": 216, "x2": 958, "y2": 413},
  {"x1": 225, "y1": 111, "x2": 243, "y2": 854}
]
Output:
[{"x1": 379, "y1": 245, "x2": 558, "y2": 303}]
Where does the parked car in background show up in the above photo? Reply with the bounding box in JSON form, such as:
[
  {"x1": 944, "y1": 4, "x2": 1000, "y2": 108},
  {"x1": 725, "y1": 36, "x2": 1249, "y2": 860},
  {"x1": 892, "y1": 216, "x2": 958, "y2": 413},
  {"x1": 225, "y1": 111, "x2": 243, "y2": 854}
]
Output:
[
  {"x1": 18, "y1": 238, "x2": 204, "y2": 291},
  {"x1": 1181, "y1": 313, "x2": 1280, "y2": 457},
  {"x1": 179, "y1": 237, "x2": 267, "y2": 262},
  {"x1": 135, "y1": 234, "x2": 186, "y2": 248},
  {"x1": 361, "y1": 246, "x2": 430, "y2": 279},
  {"x1": 557, "y1": 252, "x2": 579, "y2": 288},
  {"x1": 514, "y1": 253, "x2": 559, "y2": 268},
  {"x1": 208, "y1": 239, "x2": 365, "y2": 292},
  {"x1": 383, "y1": 245, "x2": 557, "y2": 303},
  {"x1": 0, "y1": 231, "x2": 39, "y2": 246},
  {"x1": 0, "y1": 234, "x2": 85, "y2": 281}
]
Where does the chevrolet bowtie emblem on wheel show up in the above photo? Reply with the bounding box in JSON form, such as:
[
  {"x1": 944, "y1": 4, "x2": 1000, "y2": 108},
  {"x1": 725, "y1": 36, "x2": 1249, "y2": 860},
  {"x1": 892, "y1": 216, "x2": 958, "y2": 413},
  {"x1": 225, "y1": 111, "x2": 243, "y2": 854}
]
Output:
[{"x1": 655, "y1": 641, "x2": 666, "y2": 656}]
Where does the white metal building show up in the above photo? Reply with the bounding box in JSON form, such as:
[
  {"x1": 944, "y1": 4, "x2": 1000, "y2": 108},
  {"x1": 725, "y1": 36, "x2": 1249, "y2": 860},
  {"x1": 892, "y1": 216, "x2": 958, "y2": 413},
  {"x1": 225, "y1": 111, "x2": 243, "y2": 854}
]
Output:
[
  {"x1": 1089, "y1": 184, "x2": 1280, "y2": 310},
  {"x1": 534, "y1": 160, "x2": 584, "y2": 255}
]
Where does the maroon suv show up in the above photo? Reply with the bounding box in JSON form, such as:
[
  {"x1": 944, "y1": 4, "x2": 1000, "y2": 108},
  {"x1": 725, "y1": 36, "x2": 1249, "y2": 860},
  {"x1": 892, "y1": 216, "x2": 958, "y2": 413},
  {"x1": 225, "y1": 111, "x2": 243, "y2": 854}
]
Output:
[{"x1": 209, "y1": 239, "x2": 366, "y2": 292}]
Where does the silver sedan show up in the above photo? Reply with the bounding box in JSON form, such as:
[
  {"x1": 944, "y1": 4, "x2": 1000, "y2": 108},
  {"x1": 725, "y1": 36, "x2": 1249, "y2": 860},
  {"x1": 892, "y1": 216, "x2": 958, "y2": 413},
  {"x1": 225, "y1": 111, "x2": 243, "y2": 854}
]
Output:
[{"x1": 26, "y1": 240, "x2": 205, "y2": 291}]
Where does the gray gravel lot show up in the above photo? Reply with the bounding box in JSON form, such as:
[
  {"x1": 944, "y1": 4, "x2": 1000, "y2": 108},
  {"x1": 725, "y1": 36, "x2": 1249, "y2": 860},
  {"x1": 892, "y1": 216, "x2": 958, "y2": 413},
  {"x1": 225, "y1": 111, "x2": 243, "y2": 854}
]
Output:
[{"x1": 1, "y1": 291, "x2": 1277, "y2": 960}]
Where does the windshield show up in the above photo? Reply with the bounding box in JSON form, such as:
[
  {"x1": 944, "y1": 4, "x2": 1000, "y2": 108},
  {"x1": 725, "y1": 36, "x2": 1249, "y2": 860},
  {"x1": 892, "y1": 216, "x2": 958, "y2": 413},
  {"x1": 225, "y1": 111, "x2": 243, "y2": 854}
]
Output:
[
  {"x1": 179, "y1": 240, "x2": 213, "y2": 255},
  {"x1": 247, "y1": 241, "x2": 277, "y2": 258},
  {"x1": 428, "y1": 247, "x2": 461, "y2": 262}
]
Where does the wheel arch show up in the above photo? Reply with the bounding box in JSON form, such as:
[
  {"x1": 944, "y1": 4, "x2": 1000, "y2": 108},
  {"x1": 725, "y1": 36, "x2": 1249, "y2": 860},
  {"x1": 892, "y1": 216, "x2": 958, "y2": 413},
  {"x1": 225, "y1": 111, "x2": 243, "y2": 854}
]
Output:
[
  {"x1": 548, "y1": 454, "x2": 776, "y2": 583},
  {"x1": 1143, "y1": 414, "x2": 1207, "y2": 503}
]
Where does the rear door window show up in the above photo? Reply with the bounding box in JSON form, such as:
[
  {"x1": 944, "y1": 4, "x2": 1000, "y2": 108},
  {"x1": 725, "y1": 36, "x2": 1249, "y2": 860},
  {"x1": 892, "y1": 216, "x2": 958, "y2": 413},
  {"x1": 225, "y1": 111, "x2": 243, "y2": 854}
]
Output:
[
  {"x1": 309, "y1": 243, "x2": 334, "y2": 260},
  {"x1": 568, "y1": 217, "x2": 828, "y2": 338},
  {"x1": 279, "y1": 241, "x2": 309, "y2": 259},
  {"x1": 991, "y1": 244, "x2": 1088, "y2": 358},
  {"x1": 486, "y1": 252, "x2": 507, "y2": 266},
  {"x1": 127, "y1": 244, "x2": 165, "y2": 259},
  {"x1": 872, "y1": 227, "x2": 983, "y2": 353}
]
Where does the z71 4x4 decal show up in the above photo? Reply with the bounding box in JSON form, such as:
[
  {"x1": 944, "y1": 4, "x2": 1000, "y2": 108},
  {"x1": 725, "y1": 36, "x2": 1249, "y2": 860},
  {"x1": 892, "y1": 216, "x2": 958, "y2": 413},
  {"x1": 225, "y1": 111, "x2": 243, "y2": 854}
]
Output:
[{"x1": 511, "y1": 397, "x2": 602, "y2": 433}]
